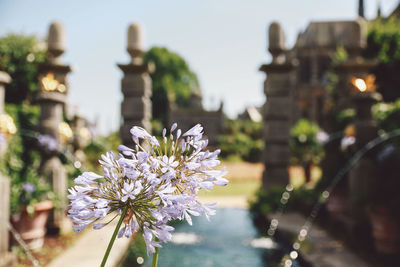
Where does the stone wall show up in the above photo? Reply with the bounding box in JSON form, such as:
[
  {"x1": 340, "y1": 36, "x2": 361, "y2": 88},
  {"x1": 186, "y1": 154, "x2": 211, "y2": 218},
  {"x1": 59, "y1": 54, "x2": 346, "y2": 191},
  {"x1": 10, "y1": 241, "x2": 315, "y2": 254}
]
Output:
[{"x1": 169, "y1": 108, "x2": 224, "y2": 146}]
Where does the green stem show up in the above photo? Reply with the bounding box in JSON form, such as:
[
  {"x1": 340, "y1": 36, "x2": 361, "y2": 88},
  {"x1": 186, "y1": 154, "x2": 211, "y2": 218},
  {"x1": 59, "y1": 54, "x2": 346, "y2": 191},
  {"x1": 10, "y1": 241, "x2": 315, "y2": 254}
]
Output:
[
  {"x1": 152, "y1": 247, "x2": 159, "y2": 267},
  {"x1": 100, "y1": 207, "x2": 128, "y2": 267}
]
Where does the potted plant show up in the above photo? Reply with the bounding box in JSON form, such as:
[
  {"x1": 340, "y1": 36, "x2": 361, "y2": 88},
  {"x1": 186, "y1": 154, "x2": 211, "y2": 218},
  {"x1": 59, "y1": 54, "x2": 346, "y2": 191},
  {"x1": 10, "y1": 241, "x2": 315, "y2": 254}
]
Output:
[
  {"x1": 289, "y1": 119, "x2": 324, "y2": 184},
  {"x1": 10, "y1": 167, "x2": 58, "y2": 251}
]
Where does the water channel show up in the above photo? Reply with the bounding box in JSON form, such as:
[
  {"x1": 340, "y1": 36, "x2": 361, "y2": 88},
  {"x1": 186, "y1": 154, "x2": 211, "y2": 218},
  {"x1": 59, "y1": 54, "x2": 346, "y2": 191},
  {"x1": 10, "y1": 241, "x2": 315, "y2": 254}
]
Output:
[{"x1": 120, "y1": 208, "x2": 302, "y2": 267}]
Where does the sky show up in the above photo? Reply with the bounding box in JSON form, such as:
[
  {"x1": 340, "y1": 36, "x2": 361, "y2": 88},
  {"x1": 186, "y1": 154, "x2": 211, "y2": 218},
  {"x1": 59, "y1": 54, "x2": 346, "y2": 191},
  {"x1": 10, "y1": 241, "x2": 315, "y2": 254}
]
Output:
[{"x1": 1, "y1": 0, "x2": 399, "y2": 134}]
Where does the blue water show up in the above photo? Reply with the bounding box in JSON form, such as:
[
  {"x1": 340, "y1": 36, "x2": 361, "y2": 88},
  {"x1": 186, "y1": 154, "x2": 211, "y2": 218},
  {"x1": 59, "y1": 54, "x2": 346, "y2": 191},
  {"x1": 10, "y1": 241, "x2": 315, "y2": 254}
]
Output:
[{"x1": 120, "y1": 208, "x2": 287, "y2": 267}]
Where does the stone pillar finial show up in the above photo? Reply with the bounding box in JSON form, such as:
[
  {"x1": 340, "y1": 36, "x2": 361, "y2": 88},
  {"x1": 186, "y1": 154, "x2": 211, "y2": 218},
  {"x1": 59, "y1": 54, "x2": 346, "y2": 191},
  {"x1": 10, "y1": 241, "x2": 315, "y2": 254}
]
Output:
[
  {"x1": 127, "y1": 23, "x2": 144, "y2": 64},
  {"x1": 47, "y1": 21, "x2": 66, "y2": 63},
  {"x1": 268, "y1": 21, "x2": 286, "y2": 63}
]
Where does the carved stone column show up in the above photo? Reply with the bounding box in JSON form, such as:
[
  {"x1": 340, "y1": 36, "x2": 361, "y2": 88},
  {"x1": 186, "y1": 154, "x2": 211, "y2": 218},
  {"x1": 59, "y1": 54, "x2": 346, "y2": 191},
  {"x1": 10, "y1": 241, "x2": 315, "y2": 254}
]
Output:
[
  {"x1": 349, "y1": 89, "x2": 381, "y2": 231},
  {"x1": 0, "y1": 71, "x2": 12, "y2": 155},
  {"x1": 118, "y1": 23, "x2": 152, "y2": 145},
  {"x1": 0, "y1": 71, "x2": 17, "y2": 267},
  {"x1": 37, "y1": 21, "x2": 71, "y2": 231},
  {"x1": 260, "y1": 22, "x2": 296, "y2": 188},
  {"x1": 0, "y1": 71, "x2": 11, "y2": 114},
  {"x1": 72, "y1": 114, "x2": 91, "y2": 163}
]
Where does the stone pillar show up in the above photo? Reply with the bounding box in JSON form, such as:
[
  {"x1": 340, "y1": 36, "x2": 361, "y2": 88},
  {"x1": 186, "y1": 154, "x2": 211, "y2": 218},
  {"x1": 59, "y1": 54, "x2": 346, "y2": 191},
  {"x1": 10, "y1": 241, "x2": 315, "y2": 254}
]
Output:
[
  {"x1": 37, "y1": 21, "x2": 71, "y2": 231},
  {"x1": 260, "y1": 22, "x2": 296, "y2": 188},
  {"x1": 118, "y1": 23, "x2": 152, "y2": 145},
  {"x1": 321, "y1": 19, "x2": 371, "y2": 186},
  {"x1": 349, "y1": 89, "x2": 381, "y2": 219},
  {"x1": 0, "y1": 178, "x2": 16, "y2": 267},
  {"x1": 333, "y1": 19, "x2": 369, "y2": 110},
  {"x1": 343, "y1": 87, "x2": 381, "y2": 243},
  {"x1": 72, "y1": 114, "x2": 91, "y2": 163},
  {"x1": 0, "y1": 71, "x2": 11, "y2": 114},
  {"x1": 0, "y1": 71, "x2": 11, "y2": 155},
  {"x1": 0, "y1": 71, "x2": 16, "y2": 267}
]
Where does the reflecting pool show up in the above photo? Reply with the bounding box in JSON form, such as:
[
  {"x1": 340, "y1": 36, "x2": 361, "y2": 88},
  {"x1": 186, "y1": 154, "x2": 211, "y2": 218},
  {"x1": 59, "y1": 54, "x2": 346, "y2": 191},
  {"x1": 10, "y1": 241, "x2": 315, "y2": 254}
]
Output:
[{"x1": 120, "y1": 208, "x2": 300, "y2": 267}]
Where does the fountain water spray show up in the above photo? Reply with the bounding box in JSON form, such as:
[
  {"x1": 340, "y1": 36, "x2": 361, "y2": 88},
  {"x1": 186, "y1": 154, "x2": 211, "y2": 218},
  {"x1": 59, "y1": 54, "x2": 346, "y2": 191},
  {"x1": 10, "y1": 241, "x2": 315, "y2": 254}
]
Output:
[
  {"x1": 265, "y1": 131, "x2": 344, "y2": 239},
  {"x1": 287, "y1": 128, "x2": 400, "y2": 262}
]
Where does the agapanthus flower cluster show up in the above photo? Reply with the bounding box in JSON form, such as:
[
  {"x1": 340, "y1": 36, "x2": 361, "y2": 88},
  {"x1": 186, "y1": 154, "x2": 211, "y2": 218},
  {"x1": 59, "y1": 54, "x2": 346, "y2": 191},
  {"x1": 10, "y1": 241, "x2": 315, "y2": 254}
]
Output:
[
  {"x1": 0, "y1": 133, "x2": 5, "y2": 149},
  {"x1": 37, "y1": 134, "x2": 58, "y2": 152},
  {"x1": 22, "y1": 182, "x2": 36, "y2": 194},
  {"x1": 67, "y1": 123, "x2": 228, "y2": 253}
]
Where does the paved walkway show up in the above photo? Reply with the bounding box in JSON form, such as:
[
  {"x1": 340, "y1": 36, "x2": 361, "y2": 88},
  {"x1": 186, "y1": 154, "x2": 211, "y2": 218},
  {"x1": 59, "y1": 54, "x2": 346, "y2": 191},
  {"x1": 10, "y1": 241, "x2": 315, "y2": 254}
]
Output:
[
  {"x1": 47, "y1": 197, "x2": 372, "y2": 267},
  {"x1": 47, "y1": 196, "x2": 248, "y2": 267},
  {"x1": 47, "y1": 218, "x2": 131, "y2": 267},
  {"x1": 271, "y1": 213, "x2": 374, "y2": 267}
]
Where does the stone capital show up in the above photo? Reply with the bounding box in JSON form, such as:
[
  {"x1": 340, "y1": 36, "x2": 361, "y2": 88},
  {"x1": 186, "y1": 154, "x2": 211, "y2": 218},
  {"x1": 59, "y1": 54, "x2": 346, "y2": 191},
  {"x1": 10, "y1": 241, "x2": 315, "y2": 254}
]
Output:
[
  {"x1": 117, "y1": 63, "x2": 151, "y2": 74},
  {"x1": 35, "y1": 91, "x2": 67, "y2": 104},
  {"x1": 39, "y1": 63, "x2": 72, "y2": 75},
  {"x1": 333, "y1": 59, "x2": 376, "y2": 74},
  {"x1": 0, "y1": 71, "x2": 11, "y2": 85},
  {"x1": 259, "y1": 61, "x2": 297, "y2": 74}
]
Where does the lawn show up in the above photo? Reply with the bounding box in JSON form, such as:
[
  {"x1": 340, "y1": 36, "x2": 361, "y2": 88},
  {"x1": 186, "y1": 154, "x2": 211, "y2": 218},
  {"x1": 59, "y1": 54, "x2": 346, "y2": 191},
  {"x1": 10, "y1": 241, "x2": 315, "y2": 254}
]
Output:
[{"x1": 199, "y1": 179, "x2": 261, "y2": 197}]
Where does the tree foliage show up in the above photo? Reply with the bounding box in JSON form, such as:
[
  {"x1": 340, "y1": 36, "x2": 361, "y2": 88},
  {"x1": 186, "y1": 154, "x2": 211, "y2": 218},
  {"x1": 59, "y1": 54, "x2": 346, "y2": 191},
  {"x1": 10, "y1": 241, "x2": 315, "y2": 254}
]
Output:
[
  {"x1": 0, "y1": 34, "x2": 45, "y2": 180},
  {"x1": 373, "y1": 99, "x2": 400, "y2": 134},
  {"x1": 218, "y1": 119, "x2": 264, "y2": 162},
  {"x1": 0, "y1": 34, "x2": 56, "y2": 215},
  {"x1": 364, "y1": 19, "x2": 400, "y2": 101},
  {"x1": 143, "y1": 47, "x2": 200, "y2": 125},
  {"x1": 289, "y1": 119, "x2": 324, "y2": 165},
  {"x1": 0, "y1": 34, "x2": 46, "y2": 103}
]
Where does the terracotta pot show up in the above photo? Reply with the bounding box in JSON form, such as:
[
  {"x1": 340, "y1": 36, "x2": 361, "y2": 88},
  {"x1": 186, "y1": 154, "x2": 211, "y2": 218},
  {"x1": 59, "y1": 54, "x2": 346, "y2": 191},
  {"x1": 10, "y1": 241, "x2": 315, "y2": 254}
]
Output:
[
  {"x1": 326, "y1": 190, "x2": 348, "y2": 221},
  {"x1": 368, "y1": 206, "x2": 400, "y2": 254},
  {"x1": 12, "y1": 200, "x2": 54, "y2": 251}
]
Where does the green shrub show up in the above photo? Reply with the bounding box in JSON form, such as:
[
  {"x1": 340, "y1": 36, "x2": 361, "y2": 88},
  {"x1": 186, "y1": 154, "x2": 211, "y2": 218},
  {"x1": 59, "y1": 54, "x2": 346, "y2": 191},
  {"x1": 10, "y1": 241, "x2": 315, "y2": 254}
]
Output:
[
  {"x1": 290, "y1": 119, "x2": 324, "y2": 165},
  {"x1": 373, "y1": 98, "x2": 400, "y2": 133},
  {"x1": 364, "y1": 19, "x2": 400, "y2": 101},
  {"x1": 0, "y1": 34, "x2": 46, "y2": 103},
  {"x1": 143, "y1": 47, "x2": 200, "y2": 125},
  {"x1": 249, "y1": 186, "x2": 320, "y2": 219},
  {"x1": 218, "y1": 119, "x2": 263, "y2": 162}
]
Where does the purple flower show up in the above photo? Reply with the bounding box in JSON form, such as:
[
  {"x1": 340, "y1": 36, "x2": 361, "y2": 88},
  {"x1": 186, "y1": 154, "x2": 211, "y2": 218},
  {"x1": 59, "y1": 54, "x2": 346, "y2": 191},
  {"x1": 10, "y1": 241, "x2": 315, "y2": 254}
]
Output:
[
  {"x1": 22, "y1": 182, "x2": 35, "y2": 194},
  {"x1": 0, "y1": 133, "x2": 6, "y2": 154},
  {"x1": 160, "y1": 155, "x2": 179, "y2": 173},
  {"x1": 0, "y1": 133, "x2": 5, "y2": 146},
  {"x1": 316, "y1": 131, "x2": 329, "y2": 145},
  {"x1": 183, "y1": 124, "x2": 203, "y2": 137},
  {"x1": 340, "y1": 136, "x2": 355, "y2": 151},
  {"x1": 130, "y1": 126, "x2": 152, "y2": 144},
  {"x1": 38, "y1": 134, "x2": 58, "y2": 152},
  {"x1": 67, "y1": 123, "x2": 228, "y2": 254},
  {"x1": 377, "y1": 144, "x2": 397, "y2": 163}
]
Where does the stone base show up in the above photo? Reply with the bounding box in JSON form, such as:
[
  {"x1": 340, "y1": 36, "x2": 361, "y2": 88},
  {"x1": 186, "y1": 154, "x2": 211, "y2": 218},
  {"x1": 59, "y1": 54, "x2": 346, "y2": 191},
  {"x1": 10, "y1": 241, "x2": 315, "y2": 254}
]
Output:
[
  {"x1": 47, "y1": 216, "x2": 72, "y2": 235},
  {"x1": 41, "y1": 157, "x2": 66, "y2": 230},
  {"x1": 60, "y1": 217, "x2": 73, "y2": 235},
  {"x1": 262, "y1": 165, "x2": 289, "y2": 189}
]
